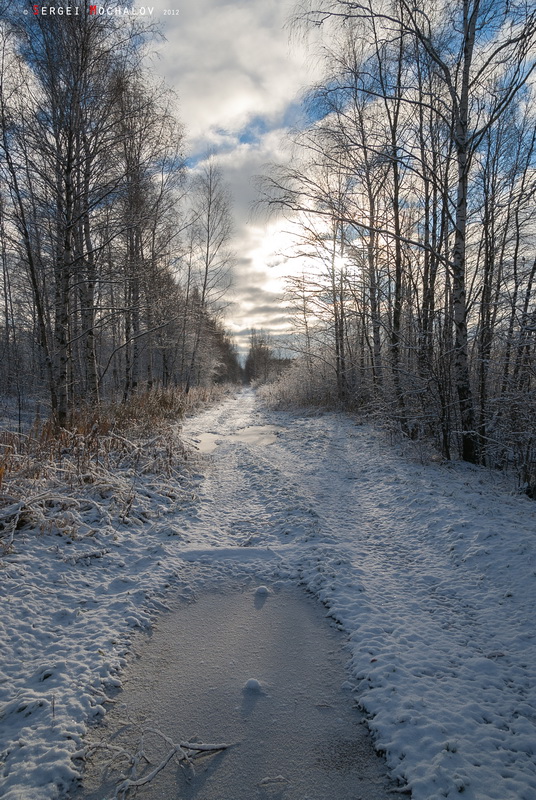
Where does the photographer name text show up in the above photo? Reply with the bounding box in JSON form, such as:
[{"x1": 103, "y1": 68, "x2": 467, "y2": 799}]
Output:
[{"x1": 29, "y1": 5, "x2": 156, "y2": 15}]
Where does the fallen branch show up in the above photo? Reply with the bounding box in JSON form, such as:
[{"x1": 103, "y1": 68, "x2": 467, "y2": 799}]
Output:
[
  {"x1": 64, "y1": 548, "x2": 110, "y2": 565},
  {"x1": 79, "y1": 726, "x2": 233, "y2": 799}
]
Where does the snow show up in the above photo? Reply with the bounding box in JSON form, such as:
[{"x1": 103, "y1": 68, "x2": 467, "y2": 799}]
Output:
[
  {"x1": 72, "y1": 583, "x2": 392, "y2": 799},
  {"x1": 243, "y1": 678, "x2": 263, "y2": 691},
  {"x1": 2, "y1": 388, "x2": 536, "y2": 799}
]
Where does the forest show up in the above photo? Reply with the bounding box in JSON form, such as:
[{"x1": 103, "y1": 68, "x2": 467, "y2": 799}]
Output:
[
  {"x1": 0, "y1": 2, "x2": 241, "y2": 435},
  {"x1": 259, "y1": 0, "x2": 536, "y2": 492},
  {"x1": 1, "y1": 0, "x2": 536, "y2": 494}
]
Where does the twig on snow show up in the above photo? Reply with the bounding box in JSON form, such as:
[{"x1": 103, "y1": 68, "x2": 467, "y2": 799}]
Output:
[{"x1": 79, "y1": 726, "x2": 232, "y2": 799}]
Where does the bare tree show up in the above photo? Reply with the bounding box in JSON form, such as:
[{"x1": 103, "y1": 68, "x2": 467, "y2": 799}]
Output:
[
  {"x1": 183, "y1": 159, "x2": 234, "y2": 393},
  {"x1": 0, "y1": 4, "x2": 239, "y2": 428},
  {"x1": 284, "y1": 0, "x2": 536, "y2": 463}
]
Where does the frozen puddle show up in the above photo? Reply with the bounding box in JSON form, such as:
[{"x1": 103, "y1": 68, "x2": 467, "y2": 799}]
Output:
[
  {"x1": 70, "y1": 584, "x2": 396, "y2": 799},
  {"x1": 193, "y1": 424, "x2": 280, "y2": 454}
]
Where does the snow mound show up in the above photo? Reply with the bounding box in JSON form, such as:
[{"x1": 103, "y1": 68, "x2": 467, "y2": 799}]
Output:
[{"x1": 244, "y1": 678, "x2": 262, "y2": 692}]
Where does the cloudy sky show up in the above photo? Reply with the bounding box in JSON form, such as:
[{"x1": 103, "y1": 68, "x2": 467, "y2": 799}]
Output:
[{"x1": 147, "y1": 0, "x2": 323, "y2": 354}]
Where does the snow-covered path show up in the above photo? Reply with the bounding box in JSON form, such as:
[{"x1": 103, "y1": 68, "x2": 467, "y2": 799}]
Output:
[
  {"x1": 181, "y1": 390, "x2": 536, "y2": 799},
  {"x1": 2, "y1": 388, "x2": 536, "y2": 800}
]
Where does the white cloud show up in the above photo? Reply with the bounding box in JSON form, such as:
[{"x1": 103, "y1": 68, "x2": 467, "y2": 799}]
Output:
[
  {"x1": 148, "y1": 0, "x2": 323, "y2": 348},
  {"x1": 150, "y1": 0, "x2": 319, "y2": 145}
]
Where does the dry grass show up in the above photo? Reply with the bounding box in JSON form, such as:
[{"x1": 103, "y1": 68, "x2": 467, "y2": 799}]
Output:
[
  {"x1": 0, "y1": 384, "x2": 234, "y2": 547},
  {"x1": 1, "y1": 385, "x2": 231, "y2": 478}
]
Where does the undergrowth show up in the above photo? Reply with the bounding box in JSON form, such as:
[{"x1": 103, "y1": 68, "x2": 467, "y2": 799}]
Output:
[{"x1": 0, "y1": 384, "x2": 234, "y2": 551}]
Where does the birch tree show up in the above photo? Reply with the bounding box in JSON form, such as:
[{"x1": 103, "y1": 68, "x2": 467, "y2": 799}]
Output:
[
  {"x1": 183, "y1": 159, "x2": 234, "y2": 393},
  {"x1": 293, "y1": 0, "x2": 536, "y2": 462}
]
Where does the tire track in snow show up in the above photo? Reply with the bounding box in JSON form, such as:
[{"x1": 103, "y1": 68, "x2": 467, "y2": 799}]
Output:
[
  {"x1": 182, "y1": 391, "x2": 536, "y2": 799},
  {"x1": 181, "y1": 393, "x2": 321, "y2": 549}
]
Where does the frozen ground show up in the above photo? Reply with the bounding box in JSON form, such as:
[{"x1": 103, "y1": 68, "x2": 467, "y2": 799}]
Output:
[
  {"x1": 70, "y1": 584, "x2": 395, "y2": 800},
  {"x1": 1, "y1": 388, "x2": 536, "y2": 799}
]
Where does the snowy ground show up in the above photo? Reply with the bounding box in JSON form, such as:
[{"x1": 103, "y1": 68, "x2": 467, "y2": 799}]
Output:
[
  {"x1": 2, "y1": 388, "x2": 536, "y2": 799},
  {"x1": 72, "y1": 583, "x2": 395, "y2": 799}
]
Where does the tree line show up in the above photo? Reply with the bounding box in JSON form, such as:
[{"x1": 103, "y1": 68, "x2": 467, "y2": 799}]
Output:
[
  {"x1": 0, "y1": 2, "x2": 241, "y2": 428},
  {"x1": 244, "y1": 329, "x2": 291, "y2": 384},
  {"x1": 262, "y1": 0, "x2": 536, "y2": 489}
]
